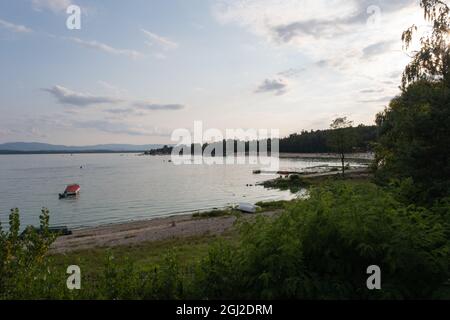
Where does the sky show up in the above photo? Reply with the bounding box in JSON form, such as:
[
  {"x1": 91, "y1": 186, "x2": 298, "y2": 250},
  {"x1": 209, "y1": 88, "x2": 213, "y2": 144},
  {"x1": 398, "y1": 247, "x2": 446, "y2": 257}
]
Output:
[{"x1": 0, "y1": 0, "x2": 428, "y2": 145}]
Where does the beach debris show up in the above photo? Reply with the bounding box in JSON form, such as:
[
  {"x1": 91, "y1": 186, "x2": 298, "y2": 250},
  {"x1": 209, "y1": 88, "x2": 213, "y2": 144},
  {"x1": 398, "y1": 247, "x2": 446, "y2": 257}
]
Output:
[{"x1": 20, "y1": 225, "x2": 72, "y2": 238}]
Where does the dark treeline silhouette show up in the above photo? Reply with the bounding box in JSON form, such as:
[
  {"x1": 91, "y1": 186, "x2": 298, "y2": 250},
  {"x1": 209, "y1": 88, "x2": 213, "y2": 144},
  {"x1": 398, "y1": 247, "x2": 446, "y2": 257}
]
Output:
[
  {"x1": 145, "y1": 125, "x2": 377, "y2": 155},
  {"x1": 279, "y1": 125, "x2": 376, "y2": 153}
]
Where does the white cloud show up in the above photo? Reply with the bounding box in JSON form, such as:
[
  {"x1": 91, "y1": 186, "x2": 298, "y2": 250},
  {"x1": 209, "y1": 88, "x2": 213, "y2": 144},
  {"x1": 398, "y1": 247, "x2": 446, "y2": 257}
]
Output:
[
  {"x1": 213, "y1": 0, "x2": 423, "y2": 76},
  {"x1": 66, "y1": 37, "x2": 144, "y2": 59},
  {"x1": 134, "y1": 102, "x2": 185, "y2": 111},
  {"x1": 214, "y1": 0, "x2": 424, "y2": 112},
  {"x1": 72, "y1": 120, "x2": 173, "y2": 137},
  {"x1": 43, "y1": 85, "x2": 186, "y2": 111},
  {"x1": 44, "y1": 85, "x2": 122, "y2": 106},
  {"x1": 97, "y1": 80, "x2": 129, "y2": 97},
  {"x1": 31, "y1": 0, "x2": 72, "y2": 13},
  {"x1": 255, "y1": 78, "x2": 288, "y2": 95},
  {"x1": 0, "y1": 18, "x2": 32, "y2": 33},
  {"x1": 362, "y1": 40, "x2": 396, "y2": 59},
  {"x1": 141, "y1": 28, "x2": 179, "y2": 50}
]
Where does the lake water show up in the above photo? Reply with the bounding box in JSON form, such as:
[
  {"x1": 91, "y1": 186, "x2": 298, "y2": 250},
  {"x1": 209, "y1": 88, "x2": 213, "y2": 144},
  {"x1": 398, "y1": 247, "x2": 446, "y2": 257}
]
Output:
[{"x1": 0, "y1": 154, "x2": 366, "y2": 229}]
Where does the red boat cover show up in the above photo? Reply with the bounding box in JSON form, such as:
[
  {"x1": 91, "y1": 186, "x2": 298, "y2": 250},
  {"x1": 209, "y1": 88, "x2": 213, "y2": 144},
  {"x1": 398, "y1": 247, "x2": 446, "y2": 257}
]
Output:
[{"x1": 65, "y1": 184, "x2": 80, "y2": 193}]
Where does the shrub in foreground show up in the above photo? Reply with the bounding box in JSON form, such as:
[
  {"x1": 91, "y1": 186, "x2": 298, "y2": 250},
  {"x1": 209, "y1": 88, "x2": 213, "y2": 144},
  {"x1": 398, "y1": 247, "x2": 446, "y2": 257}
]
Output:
[{"x1": 196, "y1": 182, "x2": 450, "y2": 299}]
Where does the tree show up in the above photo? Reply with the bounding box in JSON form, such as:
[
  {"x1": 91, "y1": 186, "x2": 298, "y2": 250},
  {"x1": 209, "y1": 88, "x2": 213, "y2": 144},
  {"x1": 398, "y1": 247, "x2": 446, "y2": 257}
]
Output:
[
  {"x1": 328, "y1": 117, "x2": 355, "y2": 176},
  {"x1": 375, "y1": 0, "x2": 450, "y2": 203},
  {"x1": 402, "y1": 0, "x2": 450, "y2": 87}
]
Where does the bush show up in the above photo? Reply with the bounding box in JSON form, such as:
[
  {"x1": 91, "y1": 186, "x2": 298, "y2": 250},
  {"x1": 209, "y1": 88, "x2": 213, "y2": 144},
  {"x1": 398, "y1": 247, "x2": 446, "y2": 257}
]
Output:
[
  {"x1": 192, "y1": 209, "x2": 236, "y2": 219},
  {"x1": 206, "y1": 182, "x2": 450, "y2": 299},
  {"x1": 0, "y1": 208, "x2": 61, "y2": 299},
  {"x1": 262, "y1": 175, "x2": 310, "y2": 193}
]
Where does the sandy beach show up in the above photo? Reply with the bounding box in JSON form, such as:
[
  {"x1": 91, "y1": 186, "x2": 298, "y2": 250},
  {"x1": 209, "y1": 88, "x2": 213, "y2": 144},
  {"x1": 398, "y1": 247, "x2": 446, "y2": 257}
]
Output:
[{"x1": 50, "y1": 210, "x2": 281, "y2": 254}]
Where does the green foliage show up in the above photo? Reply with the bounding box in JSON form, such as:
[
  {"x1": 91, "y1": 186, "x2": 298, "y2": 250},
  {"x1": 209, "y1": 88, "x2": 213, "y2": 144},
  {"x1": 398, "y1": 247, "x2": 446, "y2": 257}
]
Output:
[
  {"x1": 402, "y1": 0, "x2": 449, "y2": 87},
  {"x1": 279, "y1": 125, "x2": 376, "y2": 154},
  {"x1": 327, "y1": 117, "x2": 357, "y2": 176},
  {"x1": 0, "y1": 208, "x2": 59, "y2": 299},
  {"x1": 150, "y1": 125, "x2": 377, "y2": 156},
  {"x1": 375, "y1": 0, "x2": 450, "y2": 204},
  {"x1": 255, "y1": 200, "x2": 290, "y2": 211},
  {"x1": 192, "y1": 209, "x2": 236, "y2": 219},
  {"x1": 374, "y1": 80, "x2": 450, "y2": 203},
  {"x1": 190, "y1": 241, "x2": 239, "y2": 299},
  {"x1": 93, "y1": 251, "x2": 186, "y2": 300},
  {"x1": 262, "y1": 175, "x2": 310, "y2": 193},
  {"x1": 209, "y1": 182, "x2": 450, "y2": 299}
]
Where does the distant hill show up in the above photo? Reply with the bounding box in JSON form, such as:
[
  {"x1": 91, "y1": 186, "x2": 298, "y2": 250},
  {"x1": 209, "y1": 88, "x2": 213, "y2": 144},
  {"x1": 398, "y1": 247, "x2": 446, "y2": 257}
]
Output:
[{"x1": 0, "y1": 142, "x2": 166, "y2": 153}]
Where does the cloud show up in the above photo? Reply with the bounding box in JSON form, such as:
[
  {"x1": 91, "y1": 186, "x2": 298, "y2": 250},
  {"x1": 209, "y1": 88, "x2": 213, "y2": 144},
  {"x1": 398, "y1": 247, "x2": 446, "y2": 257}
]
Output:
[
  {"x1": 273, "y1": 19, "x2": 344, "y2": 42},
  {"x1": 72, "y1": 120, "x2": 172, "y2": 137},
  {"x1": 359, "y1": 95, "x2": 394, "y2": 103},
  {"x1": 72, "y1": 120, "x2": 147, "y2": 136},
  {"x1": 277, "y1": 67, "x2": 305, "y2": 78},
  {"x1": 315, "y1": 59, "x2": 329, "y2": 67},
  {"x1": 362, "y1": 40, "x2": 395, "y2": 59},
  {"x1": 387, "y1": 70, "x2": 403, "y2": 79},
  {"x1": 104, "y1": 108, "x2": 137, "y2": 115},
  {"x1": 0, "y1": 18, "x2": 33, "y2": 33},
  {"x1": 269, "y1": 1, "x2": 413, "y2": 42},
  {"x1": 255, "y1": 78, "x2": 288, "y2": 95},
  {"x1": 213, "y1": 0, "x2": 420, "y2": 69},
  {"x1": 66, "y1": 37, "x2": 144, "y2": 59},
  {"x1": 360, "y1": 88, "x2": 384, "y2": 94},
  {"x1": 44, "y1": 85, "x2": 186, "y2": 112},
  {"x1": 97, "y1": 80, "x2": 127, "y2": 95},
  {"x1": 213, "y1": 0, "x2": 422, "y2": 120},
  {"x1": 0, "y1": 128, "x2": 12, "y2": 137},
  {"x1": 43, "y1": 85, "x2": 122, "y2": 106},
  {"x1": 255, "y1": 1, "x2": 414, "y2": 43},
  {"x1": 153, "y1": 53, "x2": 167, "y2": 60},
  {"x1": 31, "y1": 0, "x2": 72, "y2": 13},
  {"x1": 141, "y1": 29, "x2": 178, "y2": 50},
  {"x1": 134, "y1": 102, "x2": 185, "y2": 111}
]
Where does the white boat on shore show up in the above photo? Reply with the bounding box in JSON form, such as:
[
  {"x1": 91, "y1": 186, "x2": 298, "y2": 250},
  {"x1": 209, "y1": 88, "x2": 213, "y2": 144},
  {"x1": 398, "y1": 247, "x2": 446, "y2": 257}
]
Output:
[{"x1": 237, "y1": 203, "x2": 257, "y2": 213}]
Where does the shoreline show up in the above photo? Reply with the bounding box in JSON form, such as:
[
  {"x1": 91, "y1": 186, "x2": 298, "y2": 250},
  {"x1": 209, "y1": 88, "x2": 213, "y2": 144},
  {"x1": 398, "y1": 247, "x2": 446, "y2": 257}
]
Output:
[
  {"x1": 50, "y1": 168, "x2": 372, "y2": 254},
  {"x1": 50, "y1": 209, "x2": 282, "y2": 254},
  {"x1": 279, "y1": 152, "x2": 374, "y2": 162}
]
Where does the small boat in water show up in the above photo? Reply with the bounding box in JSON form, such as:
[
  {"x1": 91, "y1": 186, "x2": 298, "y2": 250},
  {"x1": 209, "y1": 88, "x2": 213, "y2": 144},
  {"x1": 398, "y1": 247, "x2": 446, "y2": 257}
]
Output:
[{"x1": 59, "y1": 184, "x2": 80, "y2": 199}]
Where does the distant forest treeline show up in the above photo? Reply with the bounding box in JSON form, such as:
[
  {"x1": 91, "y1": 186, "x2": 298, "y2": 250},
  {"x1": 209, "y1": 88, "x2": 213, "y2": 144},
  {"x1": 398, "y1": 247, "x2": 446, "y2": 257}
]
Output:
[
  {"x1": 279, "y1": 125, "x2": 377, "y2": 153},
  {"x1": 147, "y1": 125, "x2": 377, "y2": 155}
]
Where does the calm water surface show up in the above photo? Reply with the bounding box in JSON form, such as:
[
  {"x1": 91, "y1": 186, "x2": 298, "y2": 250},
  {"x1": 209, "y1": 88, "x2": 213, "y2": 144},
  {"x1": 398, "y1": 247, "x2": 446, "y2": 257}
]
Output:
[{"x1": 0, "y1": 154, "x2": 365, "y2": 229}]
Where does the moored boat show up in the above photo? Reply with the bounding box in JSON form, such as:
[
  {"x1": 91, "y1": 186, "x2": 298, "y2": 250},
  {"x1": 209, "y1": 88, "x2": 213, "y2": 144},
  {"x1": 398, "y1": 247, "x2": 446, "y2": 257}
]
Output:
[{"x1": 59, "y1": 184, "x2": 80, "y2": 199}]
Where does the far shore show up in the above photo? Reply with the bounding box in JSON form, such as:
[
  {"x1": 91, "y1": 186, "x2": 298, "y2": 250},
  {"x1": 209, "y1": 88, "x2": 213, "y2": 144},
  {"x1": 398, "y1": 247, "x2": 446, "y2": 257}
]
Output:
[
  {"x1": 279, "y1": 152, "x2": 374, "y2": 161},
  {"x1": 0, "y1": 150, "x2": 374, "y2": 160}
]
